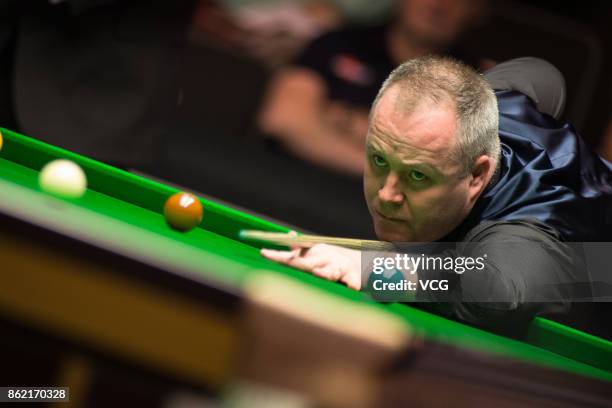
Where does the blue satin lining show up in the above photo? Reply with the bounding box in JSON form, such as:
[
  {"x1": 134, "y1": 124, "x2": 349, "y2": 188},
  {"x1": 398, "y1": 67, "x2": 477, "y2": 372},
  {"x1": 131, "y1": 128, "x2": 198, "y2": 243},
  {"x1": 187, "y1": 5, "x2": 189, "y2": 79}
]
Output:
[{"x1": 454, "y1": 91, "x2": 612, "y2": 242}]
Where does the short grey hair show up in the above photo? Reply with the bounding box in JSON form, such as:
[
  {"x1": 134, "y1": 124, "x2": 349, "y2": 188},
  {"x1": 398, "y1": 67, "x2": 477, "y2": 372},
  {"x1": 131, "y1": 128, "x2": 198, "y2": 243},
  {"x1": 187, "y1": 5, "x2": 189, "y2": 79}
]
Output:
[{"x1": 372, "y1": 56, "x2": 500, "y2": 177}]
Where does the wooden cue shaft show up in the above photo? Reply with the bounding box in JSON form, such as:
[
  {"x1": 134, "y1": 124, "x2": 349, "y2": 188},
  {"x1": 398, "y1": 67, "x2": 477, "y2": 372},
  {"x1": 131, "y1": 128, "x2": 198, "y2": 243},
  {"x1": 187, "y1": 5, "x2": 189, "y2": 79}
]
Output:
[{"x1": 239, "y1": 230, "x2": 391, "y2": 250}]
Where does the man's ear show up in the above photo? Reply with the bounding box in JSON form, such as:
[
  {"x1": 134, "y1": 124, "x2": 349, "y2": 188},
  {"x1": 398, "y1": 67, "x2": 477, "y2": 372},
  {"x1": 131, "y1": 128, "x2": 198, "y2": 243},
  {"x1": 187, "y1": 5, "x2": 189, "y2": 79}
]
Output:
[{"x1": 468, "y1": 155, "x2": 494, "y2": 203}]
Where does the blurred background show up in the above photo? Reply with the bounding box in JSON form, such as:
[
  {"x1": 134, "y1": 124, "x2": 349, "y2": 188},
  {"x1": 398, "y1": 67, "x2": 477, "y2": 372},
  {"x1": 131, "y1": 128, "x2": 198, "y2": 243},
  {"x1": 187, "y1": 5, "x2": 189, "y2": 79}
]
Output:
[{"x1": 0, "y1": 0, "x2": 610, "y2": 238}]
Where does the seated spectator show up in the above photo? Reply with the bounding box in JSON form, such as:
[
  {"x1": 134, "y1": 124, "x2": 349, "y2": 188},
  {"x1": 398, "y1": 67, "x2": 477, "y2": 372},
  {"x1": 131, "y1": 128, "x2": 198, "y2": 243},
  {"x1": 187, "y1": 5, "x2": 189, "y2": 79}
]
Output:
[{"x1": 258, "y1": 0, "x2": 488, "y2": 176}]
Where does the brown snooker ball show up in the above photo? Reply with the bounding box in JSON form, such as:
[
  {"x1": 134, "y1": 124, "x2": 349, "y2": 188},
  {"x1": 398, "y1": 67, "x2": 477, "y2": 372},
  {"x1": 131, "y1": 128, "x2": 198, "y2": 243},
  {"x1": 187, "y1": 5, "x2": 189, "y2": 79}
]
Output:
[{"x1": 163, "y1": 192, "x2": 203, "y2": 232}]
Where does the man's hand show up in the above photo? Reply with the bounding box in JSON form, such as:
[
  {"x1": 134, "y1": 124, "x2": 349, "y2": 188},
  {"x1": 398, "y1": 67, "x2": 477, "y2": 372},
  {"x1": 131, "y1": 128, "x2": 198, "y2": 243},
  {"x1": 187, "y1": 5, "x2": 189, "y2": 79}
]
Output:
[{"x1": 261, "y1": 244, "x2": 362, "y2": 290}]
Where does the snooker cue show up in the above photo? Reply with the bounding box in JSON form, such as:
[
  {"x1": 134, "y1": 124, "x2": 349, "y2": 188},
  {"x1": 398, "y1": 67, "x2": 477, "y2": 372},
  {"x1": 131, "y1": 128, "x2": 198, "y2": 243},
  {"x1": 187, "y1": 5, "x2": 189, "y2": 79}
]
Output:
[{"x1": 239, "y1": 230, "x2": 392, "y2": 251}]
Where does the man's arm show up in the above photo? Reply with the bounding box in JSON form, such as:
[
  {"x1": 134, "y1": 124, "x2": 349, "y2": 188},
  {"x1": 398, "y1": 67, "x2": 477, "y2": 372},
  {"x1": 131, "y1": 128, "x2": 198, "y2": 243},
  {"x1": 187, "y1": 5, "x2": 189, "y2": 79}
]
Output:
[
  {"x1": 258, "y1": 68, "x2": 367, "y2": 176},
  {"x1": 262, "y1": 220, "x2": 582, "y2": 334},
  {"x1": 414, "y1": 221, "x2": 578, "y2": 333},
  {"x1": 484, "y1": 57, "x2": 566, "y2": 120}
]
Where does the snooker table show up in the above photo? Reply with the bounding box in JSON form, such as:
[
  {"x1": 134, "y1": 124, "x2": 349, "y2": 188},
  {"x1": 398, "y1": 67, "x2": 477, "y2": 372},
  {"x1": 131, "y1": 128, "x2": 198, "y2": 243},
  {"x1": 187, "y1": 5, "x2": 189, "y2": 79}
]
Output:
[{"x1": 0, "y1": 128, "x2": 611, "y2": 406}]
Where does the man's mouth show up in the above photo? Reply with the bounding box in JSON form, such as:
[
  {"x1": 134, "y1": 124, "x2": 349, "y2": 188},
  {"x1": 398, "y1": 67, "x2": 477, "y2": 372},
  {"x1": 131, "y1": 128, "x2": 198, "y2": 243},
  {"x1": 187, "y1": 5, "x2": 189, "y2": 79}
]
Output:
[{"x1": 376, "y1": 210, "x2": 405, "y2": 222}]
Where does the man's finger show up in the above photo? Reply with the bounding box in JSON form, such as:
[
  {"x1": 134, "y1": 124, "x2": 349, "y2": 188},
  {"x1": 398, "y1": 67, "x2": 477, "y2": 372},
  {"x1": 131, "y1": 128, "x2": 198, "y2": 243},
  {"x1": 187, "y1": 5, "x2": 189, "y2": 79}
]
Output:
[
  {"x1": 288, "y1": 242, "x2": 315, "y2": 251},
  {"x1": 261, "y1": 247, "x2": 319, "y2": 269},
  {"x1": 312, "y1": 265, "x2": 340, "y2": 281},
  {"x1": 342, "y1": 273, "x2": 362, "y2": 291},
  {"x1": 262, "y1": 247, "x2": 326, "y2": 273},
  {"x1": 261, "y1": 248, "x2": 300, "y2": 264}
]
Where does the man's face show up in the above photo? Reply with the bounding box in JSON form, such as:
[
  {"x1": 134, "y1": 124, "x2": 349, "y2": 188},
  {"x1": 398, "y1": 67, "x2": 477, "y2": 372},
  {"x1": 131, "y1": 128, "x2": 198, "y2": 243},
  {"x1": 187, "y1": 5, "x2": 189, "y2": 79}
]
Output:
[
  {"x1": 364, "y1": 85, "x2": 476, "y2": 242},
  {"x1": 397, "y1": 0, "x2": 483, "y2": 48}
]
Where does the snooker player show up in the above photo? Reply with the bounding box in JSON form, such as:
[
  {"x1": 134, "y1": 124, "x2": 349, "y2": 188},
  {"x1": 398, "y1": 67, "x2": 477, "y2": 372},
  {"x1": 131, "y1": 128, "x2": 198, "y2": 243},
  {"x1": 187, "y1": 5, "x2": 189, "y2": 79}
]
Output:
[{"x1": 261, "y1": 56, "x2": 612, "y2": 332}]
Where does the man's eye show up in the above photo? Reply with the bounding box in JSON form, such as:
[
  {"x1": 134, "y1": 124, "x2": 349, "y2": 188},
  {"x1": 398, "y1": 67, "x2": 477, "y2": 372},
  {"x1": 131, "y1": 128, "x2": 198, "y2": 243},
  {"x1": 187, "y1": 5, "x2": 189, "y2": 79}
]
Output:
[
  {"x1": 410, "y1": 170, "x2": 426, "y2": 181},
  {"x1": 372, "y1": 154, "x2": 387, "y2": 167}
]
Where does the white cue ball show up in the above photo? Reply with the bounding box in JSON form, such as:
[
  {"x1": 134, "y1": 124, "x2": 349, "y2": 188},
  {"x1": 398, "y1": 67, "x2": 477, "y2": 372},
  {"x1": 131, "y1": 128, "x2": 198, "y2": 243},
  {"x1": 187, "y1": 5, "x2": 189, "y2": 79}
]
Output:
[{"x1": 39, "y1": 159, "x2": 87, "y2": 198}]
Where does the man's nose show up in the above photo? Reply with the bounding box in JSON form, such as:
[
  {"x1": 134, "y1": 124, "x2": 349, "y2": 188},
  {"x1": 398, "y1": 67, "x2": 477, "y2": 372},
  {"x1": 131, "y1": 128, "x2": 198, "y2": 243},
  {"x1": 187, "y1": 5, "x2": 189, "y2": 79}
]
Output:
[{"x1": 378, "y1": 174, "x2": 404, "y2": 204}]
